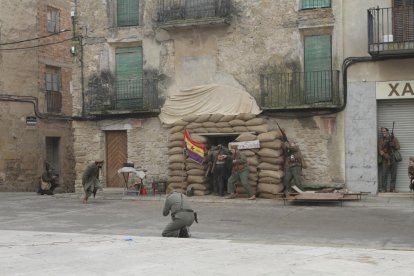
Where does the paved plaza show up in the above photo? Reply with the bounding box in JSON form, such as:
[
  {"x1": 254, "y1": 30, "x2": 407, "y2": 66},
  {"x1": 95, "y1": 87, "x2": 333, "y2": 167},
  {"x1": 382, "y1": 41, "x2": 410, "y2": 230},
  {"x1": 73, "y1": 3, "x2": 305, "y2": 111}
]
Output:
[{"x1": 1, "y1": 192, "x2": 414, "y2": 275}]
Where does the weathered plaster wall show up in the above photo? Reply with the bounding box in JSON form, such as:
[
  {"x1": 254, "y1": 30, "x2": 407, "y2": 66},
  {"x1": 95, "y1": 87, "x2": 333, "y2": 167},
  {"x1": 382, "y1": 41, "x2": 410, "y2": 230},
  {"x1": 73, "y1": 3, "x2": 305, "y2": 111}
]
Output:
[{"x1": 72, "y1": 0, "x2": 346, "y2": 189}]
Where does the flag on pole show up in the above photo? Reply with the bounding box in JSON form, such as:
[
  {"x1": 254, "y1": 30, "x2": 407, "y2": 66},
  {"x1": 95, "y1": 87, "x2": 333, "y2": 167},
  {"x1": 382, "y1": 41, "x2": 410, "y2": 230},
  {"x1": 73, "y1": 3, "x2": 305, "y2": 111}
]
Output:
[{"x1": 183, "y1": 129, "x2": 206, "y2": 164}]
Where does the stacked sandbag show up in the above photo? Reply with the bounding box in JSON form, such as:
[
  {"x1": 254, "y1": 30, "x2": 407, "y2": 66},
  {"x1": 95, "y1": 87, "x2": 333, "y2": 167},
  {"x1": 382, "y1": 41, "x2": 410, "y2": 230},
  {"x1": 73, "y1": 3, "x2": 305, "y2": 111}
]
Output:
[
  {"x1": 166, "y1": 114, "x2": 288, "y2": 198},
  {"x1": 256, "y1": 130, "x2": 285, "y2": 199},
  {"x1": 167, "y1": 130, "x2": 186, "y2": 193},
  {"x1": 182, "y1": 113, "x2": 267, "y2": 134},
  {"x1": 186, "y1": 158, "x2": 210, "y2": 196},
  {"x1": 185, "y1": 133, "x2": 210, "y2": 196},
  {"x1": 233, "y1": 133, "x2": 259, "y2": 197}
]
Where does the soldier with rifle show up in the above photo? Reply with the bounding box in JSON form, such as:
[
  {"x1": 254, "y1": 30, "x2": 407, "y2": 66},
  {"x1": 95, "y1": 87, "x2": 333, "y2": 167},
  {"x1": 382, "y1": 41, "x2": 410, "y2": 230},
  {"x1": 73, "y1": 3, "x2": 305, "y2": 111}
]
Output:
[
  {"x1": 277, "y1": 123, "x2": 307, "y2": 196},
  {"x1": 205, "y1": 144, "x2": 231, "y2": 196},
  {"x1": 378, "y1": 122, "x2": 401, "y2": 192}
]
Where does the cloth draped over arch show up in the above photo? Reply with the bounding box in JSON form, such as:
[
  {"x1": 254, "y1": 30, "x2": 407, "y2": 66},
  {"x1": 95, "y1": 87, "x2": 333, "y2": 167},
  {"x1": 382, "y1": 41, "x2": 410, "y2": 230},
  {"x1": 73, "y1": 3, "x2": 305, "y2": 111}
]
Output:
[{"x1": 158, "y1": 84, "x2": 262, "y2": 125}]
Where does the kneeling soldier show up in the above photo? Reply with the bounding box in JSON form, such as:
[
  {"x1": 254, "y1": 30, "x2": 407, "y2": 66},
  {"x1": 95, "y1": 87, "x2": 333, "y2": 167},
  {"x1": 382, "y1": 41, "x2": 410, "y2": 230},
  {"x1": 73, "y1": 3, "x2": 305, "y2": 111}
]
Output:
[{"x1": 162, "y1": 190, "x2": 197, "y2": 238}]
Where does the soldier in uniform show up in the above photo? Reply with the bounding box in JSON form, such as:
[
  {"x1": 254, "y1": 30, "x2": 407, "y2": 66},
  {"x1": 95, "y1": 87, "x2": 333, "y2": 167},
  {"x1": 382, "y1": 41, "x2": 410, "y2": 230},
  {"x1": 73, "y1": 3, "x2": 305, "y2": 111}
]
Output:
[
  {"x1": 225, "y1": 145, "x2": 256, "y2": 200},
  {"x1": 162, "y1": 191, "x2": 196, "y2": 238},
  {"x1": 210, "y1": 144, "x2": 231, "y2": 196},
  {"x1": 378, "y1": 127, "x2": 400, "y2": 192},
  {"x1": 37, "y1": 162, "x2": 59, "y2": 195},
  {"x1": 82, "y1": 160, "x2": 104, "y2": 204},
  {"x1": 408, "y1": 157, "x2": 414, "y2": 192},
  {"x1": 283, "y1": 140, "x2": 306, "y2": 196}
]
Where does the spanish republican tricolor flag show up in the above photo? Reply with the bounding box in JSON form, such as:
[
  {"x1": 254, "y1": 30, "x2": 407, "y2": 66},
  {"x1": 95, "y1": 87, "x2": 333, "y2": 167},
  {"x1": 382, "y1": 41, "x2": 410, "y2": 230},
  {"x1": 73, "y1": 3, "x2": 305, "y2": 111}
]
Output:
[{"x1": 183, "y1": 129, "x2": 206, "y2": 164}]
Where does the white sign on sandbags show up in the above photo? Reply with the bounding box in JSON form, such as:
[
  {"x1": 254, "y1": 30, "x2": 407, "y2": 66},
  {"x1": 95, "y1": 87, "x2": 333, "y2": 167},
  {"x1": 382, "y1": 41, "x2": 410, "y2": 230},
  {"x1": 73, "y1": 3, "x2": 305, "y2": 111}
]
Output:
[{"x1": 228, "y1": 140, "x2": 260, "y2": 150}]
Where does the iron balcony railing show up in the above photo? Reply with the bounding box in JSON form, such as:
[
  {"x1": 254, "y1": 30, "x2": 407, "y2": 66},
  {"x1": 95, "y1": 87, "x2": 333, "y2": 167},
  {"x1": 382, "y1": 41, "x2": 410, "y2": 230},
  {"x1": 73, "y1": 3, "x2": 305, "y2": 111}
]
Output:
[
  {"x1": 368, "y1": 6, "x2": 414, "y2": 55},
  {"x1": 85, "y1": 78, "x2": 159, "y2": 114},
  {"x1": 46, "y1": 90, "x2": 62, "y2": 113},
  {"x1": 157, "y1": 0, "x2": 230, "y2": 23},
  {"x1": 260, "y1": 70, "x2": 340, "y2": 110}
]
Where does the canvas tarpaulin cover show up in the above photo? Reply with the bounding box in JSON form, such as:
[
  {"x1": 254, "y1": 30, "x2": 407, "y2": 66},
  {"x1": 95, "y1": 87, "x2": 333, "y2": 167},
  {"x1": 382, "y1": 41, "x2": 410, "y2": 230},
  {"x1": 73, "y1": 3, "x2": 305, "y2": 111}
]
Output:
[{"x1": 159, "y1": 84, "x2": 262, "y2": 124}]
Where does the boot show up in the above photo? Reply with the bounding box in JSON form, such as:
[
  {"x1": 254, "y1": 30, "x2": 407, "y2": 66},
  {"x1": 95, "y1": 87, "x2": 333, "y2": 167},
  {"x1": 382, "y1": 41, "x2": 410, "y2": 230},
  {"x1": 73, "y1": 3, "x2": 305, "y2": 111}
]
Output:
[{"x1": 178, "y1": 227, "x2": 190, "y2": 238}]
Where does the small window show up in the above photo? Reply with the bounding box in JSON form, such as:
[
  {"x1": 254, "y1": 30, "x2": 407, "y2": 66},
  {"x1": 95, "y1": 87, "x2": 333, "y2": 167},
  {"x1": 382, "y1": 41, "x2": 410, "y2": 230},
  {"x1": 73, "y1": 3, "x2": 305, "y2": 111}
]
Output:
[
  {"x1": 47, "y1": 6, "x2": 60, "y2": 33},
  {"x1": 117, "y1": 0, "x2": 139, "y2": 27},
  {"x1": 302, "y1": 0, "x2": 331, "y2": 10},
  {"x1": 45, "y1": 66, "x2": 62, "y2": 113}
]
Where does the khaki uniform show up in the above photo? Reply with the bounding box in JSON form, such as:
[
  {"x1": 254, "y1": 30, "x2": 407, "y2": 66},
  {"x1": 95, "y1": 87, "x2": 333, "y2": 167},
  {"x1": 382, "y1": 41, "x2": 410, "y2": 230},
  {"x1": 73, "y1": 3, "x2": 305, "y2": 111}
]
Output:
[
  {"x1": 378, "y1": 135, "x2": 400, "y2": 192},
  {"x1": 283, "y1": 142, "x2": 306, "y2": 192},
  {"x1": 162, "y1": 192, "x2": 195, "y2": 237},
  {"x1": 227, "y1": 149, "x2": 253, "y2": 197}
]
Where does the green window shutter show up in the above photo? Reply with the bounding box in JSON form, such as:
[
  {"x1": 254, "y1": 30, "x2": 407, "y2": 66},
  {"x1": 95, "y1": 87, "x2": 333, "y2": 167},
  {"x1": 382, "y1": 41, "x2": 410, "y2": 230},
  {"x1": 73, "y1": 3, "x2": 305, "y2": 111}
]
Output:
[
  {"x1": 304, "y1": 35, "x2": 332, "y2": 103},
  {"x1": 302, "y1": 0, "x2": 331, "y2": 9},
  {"x1": 115, "y1": 47, "x2": 143, "y2": 109},
  {"x1": 117, "y1": 0, "x2": 139, "y2": 27}
]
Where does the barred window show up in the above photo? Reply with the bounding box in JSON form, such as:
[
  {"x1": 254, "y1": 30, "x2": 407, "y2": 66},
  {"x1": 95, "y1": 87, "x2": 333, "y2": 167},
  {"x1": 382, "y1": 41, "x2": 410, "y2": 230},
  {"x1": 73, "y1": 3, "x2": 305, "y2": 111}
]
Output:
[{"x1": 45, "y1": 66, "x2": 62, "y2": 113}]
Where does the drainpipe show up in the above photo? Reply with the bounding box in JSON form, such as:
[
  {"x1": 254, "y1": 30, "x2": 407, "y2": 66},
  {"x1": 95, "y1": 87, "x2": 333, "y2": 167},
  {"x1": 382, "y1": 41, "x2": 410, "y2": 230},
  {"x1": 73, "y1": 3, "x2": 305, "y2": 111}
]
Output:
[
  {"x1": 72, "y1": 0, "x2": 85, "y2": 118},
  {"x1": 0, "y1": 95, "x2": 72, "y2": 121},
  {"x1": 80, "y1": 34, "x2": 85, "y2": 117},
  {"x1": 341, "y1": 54, "x2": 414, "y2": 113}
]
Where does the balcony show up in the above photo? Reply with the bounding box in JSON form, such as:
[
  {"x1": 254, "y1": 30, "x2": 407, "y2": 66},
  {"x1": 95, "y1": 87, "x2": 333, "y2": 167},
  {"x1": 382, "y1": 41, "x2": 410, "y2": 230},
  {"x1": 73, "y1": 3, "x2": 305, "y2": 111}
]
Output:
[
  {"x1": 259, "y1": 70, "x2": 341, "y2": 110},
  {"x1": 85, "y1": 78, "x2": 159, "y2": 116},
  {"x1": 157, "y1": 0, "x2": 231, "y2": 29},
  {"x1": 368, "y1": 6, "x2": 414, "y2": 56}
]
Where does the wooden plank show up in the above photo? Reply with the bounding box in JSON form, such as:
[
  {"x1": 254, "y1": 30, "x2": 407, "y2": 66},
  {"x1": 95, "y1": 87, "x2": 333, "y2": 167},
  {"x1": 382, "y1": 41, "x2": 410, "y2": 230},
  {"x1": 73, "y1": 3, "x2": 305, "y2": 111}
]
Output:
[{"x1": 294, "y1": 193, "x2": 344, "y2": 201}]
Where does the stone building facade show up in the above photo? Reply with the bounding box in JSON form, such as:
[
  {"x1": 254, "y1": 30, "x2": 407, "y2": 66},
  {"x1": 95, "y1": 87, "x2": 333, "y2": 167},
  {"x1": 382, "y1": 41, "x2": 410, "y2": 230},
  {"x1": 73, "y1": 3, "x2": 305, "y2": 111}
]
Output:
[
  {"x1": 0, "y1": 0, "x2": 75, "y2": 192},
  {"x1": 343, "y1": 0, "x2": 414, "y2": 193},
  {"x1": 71, "y1": 0, "x2": 346, "y2": 193}
]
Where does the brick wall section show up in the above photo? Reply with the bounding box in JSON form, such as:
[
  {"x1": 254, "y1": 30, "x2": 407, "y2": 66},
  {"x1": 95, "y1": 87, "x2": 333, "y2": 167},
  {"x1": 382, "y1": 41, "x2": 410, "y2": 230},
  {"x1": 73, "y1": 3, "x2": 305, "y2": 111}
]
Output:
[{"x1": 0, "y1": 0, "x2": 75, "y2": 191}]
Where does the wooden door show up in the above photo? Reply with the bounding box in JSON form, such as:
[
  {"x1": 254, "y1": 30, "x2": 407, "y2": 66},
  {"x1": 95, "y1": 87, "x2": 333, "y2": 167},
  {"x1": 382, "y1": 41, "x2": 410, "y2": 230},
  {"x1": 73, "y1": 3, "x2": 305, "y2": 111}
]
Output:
[{"x1": 106, "y1": 130, "x2": 127, "y2": 188}]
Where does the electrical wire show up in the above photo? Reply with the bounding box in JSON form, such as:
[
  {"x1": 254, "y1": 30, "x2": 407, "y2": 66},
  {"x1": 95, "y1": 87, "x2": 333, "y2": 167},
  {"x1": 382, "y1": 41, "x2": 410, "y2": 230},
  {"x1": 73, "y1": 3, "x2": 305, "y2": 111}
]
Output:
[
  {"x1": 0, "y1": 37, "x2": 74, "y2": 51},
  {"x1": 0, "y1": 29, "x2": 71, "y2": 46}
]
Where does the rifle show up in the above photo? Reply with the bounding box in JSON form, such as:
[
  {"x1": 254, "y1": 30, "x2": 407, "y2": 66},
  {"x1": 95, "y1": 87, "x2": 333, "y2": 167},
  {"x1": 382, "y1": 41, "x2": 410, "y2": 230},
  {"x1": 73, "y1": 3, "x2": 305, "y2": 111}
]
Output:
[
  {"x1": 276, "y1": 122, "x2": 289, "y2": 143},
  {"x1": 390, "y1": 121, "x2": 395, "y2": 141}
]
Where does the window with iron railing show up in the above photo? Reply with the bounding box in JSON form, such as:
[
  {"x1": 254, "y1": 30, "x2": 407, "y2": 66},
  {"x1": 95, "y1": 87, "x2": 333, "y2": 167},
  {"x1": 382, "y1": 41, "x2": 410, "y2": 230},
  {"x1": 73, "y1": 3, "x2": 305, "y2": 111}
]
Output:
[
  {"x1": 85, "y1": 77, "x2": 159, "y2": 113},
  {"x1": 368, "y1": 3, "x2": 414, "y2": 55},
  {"x1": 45, "y1": 66, "x2": 62, "y2": 113},
  {"x1": 260, "y1": 70, "x2": 340, "y2": 110},
  {"x1": 157, "y1": 0, "x2": 230, "y2": 23}
]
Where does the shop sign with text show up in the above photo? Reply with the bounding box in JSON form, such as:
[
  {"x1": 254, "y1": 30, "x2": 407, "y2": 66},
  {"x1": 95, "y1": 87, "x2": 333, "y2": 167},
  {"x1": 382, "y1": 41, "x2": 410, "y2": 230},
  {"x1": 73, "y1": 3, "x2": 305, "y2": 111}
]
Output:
[{"x1": 376, "y1": 80, "x2": 414, "y2": 100}]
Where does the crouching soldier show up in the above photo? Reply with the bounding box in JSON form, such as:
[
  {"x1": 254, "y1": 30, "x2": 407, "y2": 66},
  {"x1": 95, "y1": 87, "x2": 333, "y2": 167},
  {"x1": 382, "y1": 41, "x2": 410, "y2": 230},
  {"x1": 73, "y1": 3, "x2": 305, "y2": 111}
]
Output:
[
  {"x1": 162, "y1": 190, "x2": 197, "y2": 238},
  {"x1": 37, "y1": 162, "x2": 59, "y2": 195}
]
